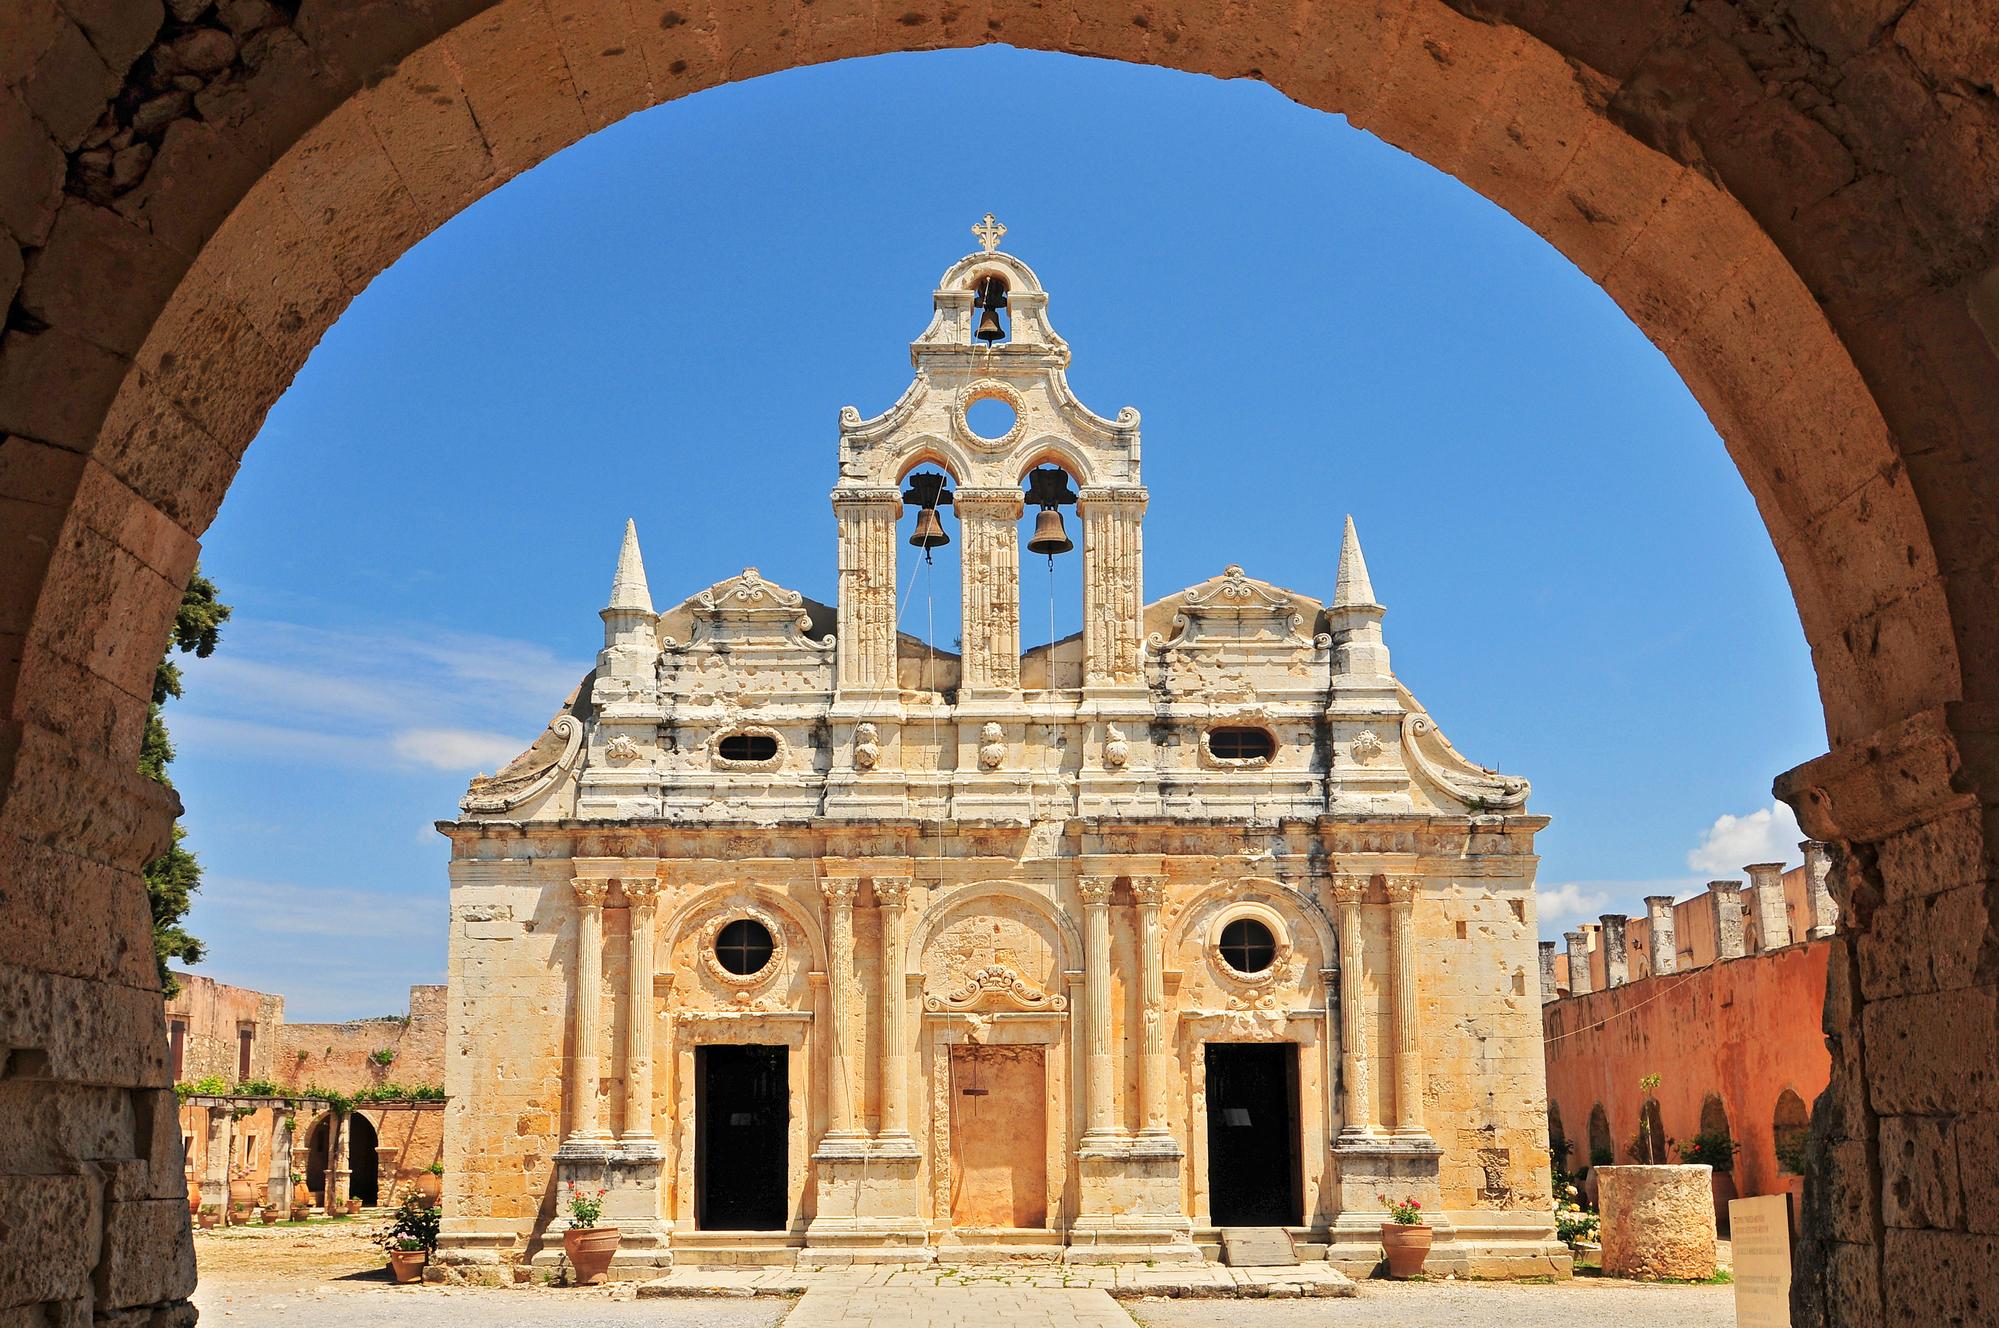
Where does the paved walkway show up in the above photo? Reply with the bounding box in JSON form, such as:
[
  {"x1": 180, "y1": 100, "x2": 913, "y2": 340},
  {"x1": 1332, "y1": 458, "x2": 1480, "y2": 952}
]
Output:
[
  {"x1": 784, "y1": 1286, "x2": 1131, "y2": 1328},
  {"x1": 637, "y1": 1260, "x2": 1357, "y2": 1300}
]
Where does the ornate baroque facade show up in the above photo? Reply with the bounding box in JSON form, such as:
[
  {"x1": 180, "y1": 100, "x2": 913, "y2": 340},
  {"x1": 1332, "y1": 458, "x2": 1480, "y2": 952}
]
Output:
[{"x1": 438, "y1": 225, "x2": 1565, "y2": 1276}]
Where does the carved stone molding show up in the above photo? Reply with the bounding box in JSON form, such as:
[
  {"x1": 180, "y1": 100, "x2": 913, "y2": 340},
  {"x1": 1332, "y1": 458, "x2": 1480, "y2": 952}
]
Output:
[
  {"x1": 1129, "y1": 876, "x2": 1168, "y2": 908},
  {"x1": 1327, "y1": 874, "x2": 1370, "y2": 905},
  {"x1": 925, "y1": 964, "x2": 1068, "y2": 1013},
  {"x1": 1383, "y1": 875, "x2": 1423, "y2": 905},
  {"x1": 571, "y1": 878, "x2": 610, "y2": 909},
  {"x1": 710, "y1": 724, "x2": 786, "y2": 772},
  {"x1": 621, "y1": 879, "x2": 663, "y2": 909},
  {"x1": 1077, "y1": 876, "x2": 1114, "y2": 907},
  {"x1": 873, "y1": 877, "x2": 912, "y2": 909},
  {"x1": 852, "y1": 723, "x2": 880, "y2": 771},
  {"x1": 952, "y1": 380, "x2": 1029, "y2": 453},
  {"x1": 819, "y1": 878, "x2": 859, "y2": 907},
  {"x1": 698, "y1": 905, "x2": 787, "y2": 988}
]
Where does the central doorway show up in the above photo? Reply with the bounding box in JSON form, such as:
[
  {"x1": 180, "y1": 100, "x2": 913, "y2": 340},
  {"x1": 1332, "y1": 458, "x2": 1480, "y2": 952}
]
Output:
[
  {"x1": 948, "y1": 1044, "x2": 1047, "y2": 1228},
  {"x1": 1205, "y1": 1043, "x2": 1301, "y2": 1226},
  {"x1": 695, "y1": 1044, "x2": 789, "y2": 1230}
]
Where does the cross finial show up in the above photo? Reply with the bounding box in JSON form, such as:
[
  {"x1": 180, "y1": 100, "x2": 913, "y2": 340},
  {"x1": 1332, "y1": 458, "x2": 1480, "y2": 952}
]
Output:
[{"x1": 972, "y1": 213, "x2": 1006, "y2": 253}]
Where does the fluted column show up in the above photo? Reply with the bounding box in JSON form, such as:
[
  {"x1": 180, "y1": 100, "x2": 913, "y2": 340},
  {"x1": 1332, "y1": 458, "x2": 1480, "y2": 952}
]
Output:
[
  {"x1": 833, "y1": 490, "x2": 901, "y2": 695},
  {"x1": 620, "y1": 878, "x2": 661, "y2": 1152},
  {"x1": 1330, "y1": 875, "x2": 1372, "y2": 1137},
  {"x1": 1130, "y1": 876, "x2": 1172, "y2": 1140},
  {"x1": 819, "y1": 879, "x2": 862, "y2": 1143},
  {"x1": 1079, "y1": 875, "x2": 1118, "y2": 1142},
  {"x1": 1385, "y1": 875, "x2": 1425, "y2": 1134},
  {"x1": 565, "y1": 878, "x2": 611, "y2": 1144},
  {"x1": 874, "y1": 878, "x2": 914, "y2": 1143},
  {"x1": 1080, "y1": 486, "x2": 1147, "y2": 689},
  {"x1": 956, "y1": 487, "x2": 1023, "y2": 696}
]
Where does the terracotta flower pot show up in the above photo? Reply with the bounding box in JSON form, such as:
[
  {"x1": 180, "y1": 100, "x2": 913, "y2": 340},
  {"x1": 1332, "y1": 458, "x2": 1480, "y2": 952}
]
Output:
[
  {"x1": 229, "y1": 1176, "x2": 258, "y2": 1209},
  {"x1": 562, "y1": 1226, "x2": 621, "y2": 1286},
  {"x1": 197, "y1": 1211, "x2": 220, "y2": 1229},
  {"x1": 388, "y1": 1250, "x2": 427, "y2": 1284},
  {"x1": 345, "y1": 1198, "x2": 361, "y2": 1215},
  {"x1": 186, "y1": 1178, "x2": 201, "y2": 1215},
  {"x1": 1380, "y1": 1222, "x2": 1433, "y2": 1279},
  {"x1": 416, "y1": 1173, "x2": 443, "y2": 1205},
  {"x1": 260, "y1": 1210, "x2": 278, "y2": 1225},
  {"x1": 293, "y1": 1183, "x2": 311, "y2": 1207}
]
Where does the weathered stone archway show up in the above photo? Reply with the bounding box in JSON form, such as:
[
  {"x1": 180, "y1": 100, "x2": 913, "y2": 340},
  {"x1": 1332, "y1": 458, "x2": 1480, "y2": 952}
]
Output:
[{"x1": 3, "y1": 2, "x2": 1995, "y2": 1323}]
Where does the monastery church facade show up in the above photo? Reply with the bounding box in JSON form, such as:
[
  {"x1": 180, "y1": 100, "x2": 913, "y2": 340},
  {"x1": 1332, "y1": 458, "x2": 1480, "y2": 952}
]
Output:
[{"x1": 438, "y1": 221, "x2": 1565, "y2": 1276}]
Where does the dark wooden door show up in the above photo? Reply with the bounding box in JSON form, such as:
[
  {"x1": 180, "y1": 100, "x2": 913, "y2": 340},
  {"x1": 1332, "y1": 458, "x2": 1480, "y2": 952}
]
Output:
[
  {"x1": 695, "y1": 1044, "x2": 789, "y2": 1230},
  {"x1": 1205, "y1": 1042, "x2": 1302, "y2": 1226}
]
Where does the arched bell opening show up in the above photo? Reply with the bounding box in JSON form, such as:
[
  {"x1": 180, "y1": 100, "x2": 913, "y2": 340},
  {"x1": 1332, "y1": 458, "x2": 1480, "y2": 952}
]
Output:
[
  {"x1": 896, "y1": 464, "x2": 965, "y2": 695},
  {"x1": 1018, "y1": 461, "x2": 1085, "y2": 691}
]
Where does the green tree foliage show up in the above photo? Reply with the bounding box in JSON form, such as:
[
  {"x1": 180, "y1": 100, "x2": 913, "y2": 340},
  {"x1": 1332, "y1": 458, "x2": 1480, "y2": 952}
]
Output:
[{"x1": 145, "y1": 565, "x2": 230, "y2": 997}]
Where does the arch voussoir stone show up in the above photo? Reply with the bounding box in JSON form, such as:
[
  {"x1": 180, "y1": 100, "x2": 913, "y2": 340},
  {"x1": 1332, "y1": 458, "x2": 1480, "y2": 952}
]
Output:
[{"x1": 2, "y1": 1, "x2": 1998, "y2": 1323}]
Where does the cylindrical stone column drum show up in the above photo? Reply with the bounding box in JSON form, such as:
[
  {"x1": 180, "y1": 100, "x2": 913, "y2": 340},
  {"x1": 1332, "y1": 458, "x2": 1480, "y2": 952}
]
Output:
[{"x1": 1598, "y1": 1165, "x2": 1718, "y2": 1280}]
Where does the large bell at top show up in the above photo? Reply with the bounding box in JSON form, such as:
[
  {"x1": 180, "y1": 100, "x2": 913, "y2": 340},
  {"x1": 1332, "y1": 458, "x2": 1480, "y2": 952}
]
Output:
[
  {"x1": 972, "y1": 274, "x2": 1008, "y2": 345},
  {"x1": 910, "y1": 506, "x2": 949, "y2": 550},
  {"x1": 1026, "y1": 506, "x2": 1072, "y2": 556}
]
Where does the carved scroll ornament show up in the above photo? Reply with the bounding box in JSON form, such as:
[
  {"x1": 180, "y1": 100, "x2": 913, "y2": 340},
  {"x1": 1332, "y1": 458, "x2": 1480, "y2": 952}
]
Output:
[{"x1": 924, "y1": 964, "x2": 1068, "y2": 1013}]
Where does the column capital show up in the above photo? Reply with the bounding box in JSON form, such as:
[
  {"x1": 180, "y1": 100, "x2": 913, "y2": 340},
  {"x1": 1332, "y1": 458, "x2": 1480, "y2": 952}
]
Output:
[
  {"x1": 820, "y1": 877, "x2": 860, "y2": 907},
  {"x1": 831, "y1": 486, "x2": 903, "y2": 511},
  {"x1": 1128, "y1": 876, "x2": 1167, "y2": 907},
  {"x1": 1383, "y1": 875, "x2": 1423, "y2": 905},
  {"x1": 1328, "y1": 874, "x2": 1370, "y2": 905},
  {"x1": 621, "y1": 878, "x2": 663, "y2": 909},
  {"x1": 955, "y1": 486, "x2": 1026, "y2": 516},
  {"x1": 873, "y1": 877, "x2": 913, "y2": 908},
  {"x1": 1077, "y1": 484, "x2": 1148, "y2": 509},
  {"x1": 1078, "y1": 876, "x2": 1115, "y2": 906},
  {"x1": 571, "y1": 878, "x2": 610, "y2": 909}
]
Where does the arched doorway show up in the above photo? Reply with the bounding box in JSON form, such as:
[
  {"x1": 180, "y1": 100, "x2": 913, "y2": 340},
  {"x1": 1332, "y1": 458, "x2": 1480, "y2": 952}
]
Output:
[
  {"x1": 349, "y1": 1114, "x2": 380, "y2": 1208},
  {"x1": 2, "y1": 5, "x2": 1996, "y2": 1326},
  {"x1": 1774, "y1": 1089, "x2": 1811, "y2": 1177},
  {"x1": 1548, "y1": 1102, "x2": 1569, "y2": 1172},
  {"x1": 1634, "y1": 1099, "x2": 1668, "y2": 1164},
  {"x1": 1586, "y1": 1103, "x2": 1613, "y2": 1172},
  {"x1": 303, "y1": 1114, "x2": 331, "y2": 1203}
]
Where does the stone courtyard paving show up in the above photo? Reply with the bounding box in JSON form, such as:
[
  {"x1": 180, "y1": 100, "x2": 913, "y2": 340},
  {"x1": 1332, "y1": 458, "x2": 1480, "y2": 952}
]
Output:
[{"x1": 191, "y1": 1225, "x2": 1736, "y2": 1327}]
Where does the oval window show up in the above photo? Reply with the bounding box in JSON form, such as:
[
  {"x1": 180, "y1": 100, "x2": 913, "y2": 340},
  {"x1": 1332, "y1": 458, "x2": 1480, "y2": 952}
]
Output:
[
  {"x1": 1219, "y1": 918, "x2": 1278, "y2": 975},
  {"x1": 718, "y1": 732, "x2": 779, "y2": 763},
  {"x1": 714, "y1": 918, "x2": 776, "y2": 976},
  {"x1": 1208, "y1": 726, "x2": 1275, "y2": 762}
]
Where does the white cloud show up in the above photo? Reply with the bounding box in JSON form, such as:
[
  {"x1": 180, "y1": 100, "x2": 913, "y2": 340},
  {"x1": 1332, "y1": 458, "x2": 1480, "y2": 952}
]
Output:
[
  {"x1": 392, "y1": 727, "x2": 530, "y2": 772},
  {"x1": 1536, "y1": 881, "x2": 1613, "y2": 935},
  {"x1": 1686, "y1": 799, "x2": 1803, "y2": 876}
]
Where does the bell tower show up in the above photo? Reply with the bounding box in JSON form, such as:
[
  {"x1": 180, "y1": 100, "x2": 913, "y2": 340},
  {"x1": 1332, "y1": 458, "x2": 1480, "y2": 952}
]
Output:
[{"x1": 831, "y1": 217, "x2": 1148, "y2": 710}]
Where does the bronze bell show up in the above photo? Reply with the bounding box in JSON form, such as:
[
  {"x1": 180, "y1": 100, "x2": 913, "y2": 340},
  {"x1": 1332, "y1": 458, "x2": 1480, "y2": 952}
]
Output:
[
  {"x1": 1027, "y1": 506, "x2": 1072, "y2": 556},
  {"x1": 974, "y1": 305, "x2": 1006, "y2": 344},
  {"x1": 910, "y1": 506, "x2": 950, "y2": 550},
  {"x1": 973, "y1": 274, "x2": 1008, "y2": 345}
]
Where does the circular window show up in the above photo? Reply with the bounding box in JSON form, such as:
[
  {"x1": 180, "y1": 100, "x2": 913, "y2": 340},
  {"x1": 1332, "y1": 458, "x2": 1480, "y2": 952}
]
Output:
[
  {"x1": 1218, "y1": 918, "x2": 1278, "y2": 975},
  {"x1": 714, "y1": 918, "x2": 775, "y2": 976},
  {"x1": 964, "y1": 395, "x2": 1017, "y2": 441}
]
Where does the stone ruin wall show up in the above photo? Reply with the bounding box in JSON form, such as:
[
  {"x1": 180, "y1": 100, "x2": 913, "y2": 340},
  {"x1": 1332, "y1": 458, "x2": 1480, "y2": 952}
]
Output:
[{"x1": 277, "y1": 983, "x2": 446, "y2": 1093}]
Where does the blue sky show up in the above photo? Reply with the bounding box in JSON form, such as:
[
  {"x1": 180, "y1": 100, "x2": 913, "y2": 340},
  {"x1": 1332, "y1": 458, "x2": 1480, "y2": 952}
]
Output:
[{"x1": 168, "y1": 48, "x2": 1825, "y2": 1020}]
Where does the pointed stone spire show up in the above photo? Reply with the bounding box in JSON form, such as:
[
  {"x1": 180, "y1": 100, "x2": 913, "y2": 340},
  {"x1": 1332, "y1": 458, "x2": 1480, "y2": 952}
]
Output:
[
  {"x1": 1328, "y1": 514, "x2": 1389, "y2": 678},
  {"x1": 607, "y1": 518, "x2": 653, "y2": 615},
  {"x1": 1333, "y1": 514, "x2": 1379, "y2": 610}
]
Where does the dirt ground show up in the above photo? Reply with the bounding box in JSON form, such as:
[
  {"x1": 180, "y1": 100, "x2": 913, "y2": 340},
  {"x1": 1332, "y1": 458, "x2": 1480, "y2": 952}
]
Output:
[{"x1": 193, "y1": 1213, "x2": 391, "y2": 1279}]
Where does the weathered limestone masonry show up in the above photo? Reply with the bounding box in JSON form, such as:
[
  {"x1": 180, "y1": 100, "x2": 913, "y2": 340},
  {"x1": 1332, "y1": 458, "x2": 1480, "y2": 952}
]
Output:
[
  {"x1": 435, "y1": 234, "x2": 1565, "y2": 1278},
  {"x1": 1, "y1": 0, "x2": 1998, "y2": 1323}
]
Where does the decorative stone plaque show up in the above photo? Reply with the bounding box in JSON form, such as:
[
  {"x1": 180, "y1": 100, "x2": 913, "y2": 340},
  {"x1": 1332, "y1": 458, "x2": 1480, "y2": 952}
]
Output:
[
  {"x1": 1729, "y1": 1194, "x2": 1792, "y2": 1326},
  {"x1": 1220, "y1": 1228, "x2": 1297, "y2": 1267}
]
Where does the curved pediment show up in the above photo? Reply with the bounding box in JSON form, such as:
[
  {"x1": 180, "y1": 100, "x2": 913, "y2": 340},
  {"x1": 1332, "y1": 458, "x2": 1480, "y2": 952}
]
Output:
[
  {"x1": 659, "y1": 569, "x2": 835, "y2": 654},
  {"x1": 1144, "y1": 565, "x2": 1328, "y2": 653}
]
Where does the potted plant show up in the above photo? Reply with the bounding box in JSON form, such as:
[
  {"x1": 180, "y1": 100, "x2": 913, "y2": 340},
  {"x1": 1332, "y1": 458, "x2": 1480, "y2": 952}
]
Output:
[
  {"x1": 291, "y1": 1172, "x2": 310, "y2": 1208},
  {"x1": 346, "y1": 1197, "x2": 363, "y2": 1215},
  {"x1": 1553, "y1": 1179, "x2": 1600, "y2": 1263},
  {"x1": 375, "y1": 1194, "x2": 440, "y2": 1285},
  {"x1": 259, "y1": 1207, "x2": 279, "y2": 1225},
  {"x1": 561, "y1": 1183, "x2": 619, "y2": 1285},
  {"x1": 1678, "y1": 1130, "x2": 1738, "y2": 1230},
  {"x1": 197, "y1": 1208, "x2": 220, "y2": 1229},
  {"x1": 1377, "y1": 1193, "x2": 1431, "y2": 1278},
  {"x1": 417, "y1": 1160, "x2": 443, "y2": 1205}
]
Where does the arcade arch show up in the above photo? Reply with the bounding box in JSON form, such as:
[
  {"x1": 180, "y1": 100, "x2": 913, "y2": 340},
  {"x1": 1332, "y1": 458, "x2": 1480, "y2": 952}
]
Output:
[{"x1": 2, "y1": 2, "x2": 1997, "y2": 1324}]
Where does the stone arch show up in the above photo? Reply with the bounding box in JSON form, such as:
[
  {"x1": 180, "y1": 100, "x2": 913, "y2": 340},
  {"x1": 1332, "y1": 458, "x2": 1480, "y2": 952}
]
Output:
[
  {"x1": 1167, "y1": 877, "x2": 1338, "y2": 971},
  {"x1": 347, "y1": 1111, "x2": 379, "y2": 1207},
  {"x1": 1587, "y1": 1102, "x2": 1614, "y2": 1170},
  {"x1": 889, "y1": 437, "x2": 975, "y2": 487},
  {"x1": 1010, "y1": 438, "x2": 1099, "y2": 490},
  {"x1": 1774, "y1": 1087, "x2": 1812, "y2": 1176},
  {"x1": 1699, "y1": 1091, "x2": 1733, "y2": 1144},
  {"x1": 906, "y1": 880, "x2": 1081, "y2": 980},
  {"x1": 1548, "y1": 1100, "x2": 1569, "y2": 1169},
  {"x1": 2, "y1": 3, "x2": 1997, "y2": 1323},
  {"x1": 1633, "y1": 1097, "x2": 1669, "y2": 1164},
  {"x1": 661, "y1": 882, "x2": 827, "y2": 976}
]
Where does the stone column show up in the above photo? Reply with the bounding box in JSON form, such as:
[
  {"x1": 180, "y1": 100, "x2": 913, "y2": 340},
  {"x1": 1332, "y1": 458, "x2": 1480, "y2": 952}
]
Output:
[
  {"x1": 1385, "y1": 875, "x2": 1425, "y2": 1134},
  {"x1": 202, "y1": 1105, "x2": 230, "y2": 1212},
  {"x1": 1709, "y1": 881, "x2": 1747, "y2": 959},
  {"x1": 819, "y1": 878, "x2": 863, "y2": 1144},
  {"x1": 1538, "y1": 940, "x2": 1558, "y2": 1003},
  {"x1": 327, "y1": 1112, "x2": 350, "y2": 1211},
  {"x1": 1802, "y1": 840, "x2": 1839, "y2": 938},
  {"x1": 1745, "y1": 861, "x2": 1790, "y2": 951},
  {"x1": 564, "y1": 878, "x2": 612, "y2": 1145},
  {"x1": 1080, "y1": 486, "x2": 1146, "y2": 689},
  {"x1": 874, "y1": 877, "x2": 914, "y2": 1143},
  {"x1": 267, "y1": 1110, "x2": 293, "y2": 1215},
  {"x1": 956, "y1": 487, "x2": 1023, "y2": 696},
  {"x1": 1644, "y1": 896, "x2": 1677, "y2": 975},
  {"x1": 1564, "y1": 930, "x2": 1592, "y2": 996},
  {"x1": 1331, "y1": 875, "x2": 1372, "y2": 1135},
  {"x1": 1130, "y1": 876, "x2": 1172, "y2": 1141},
  {"x1": 1599, "y1": 914, "x2": 1630, "y2": 988},
  {"x1": 1079, "y1": 875, "x2": 1118, "y2": 1142},
  {"x1": 832, "y1": 489, "x2": 901, "y2": 695},
  {"x1": 620, "y1": 879, "x2": 661, "y2": 1152}
]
